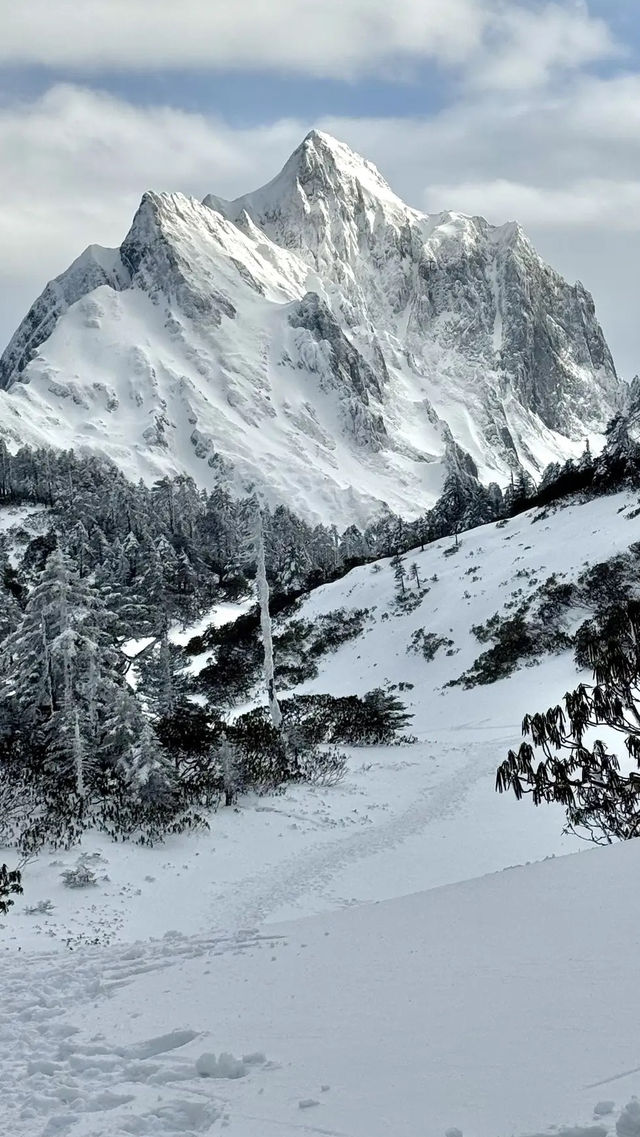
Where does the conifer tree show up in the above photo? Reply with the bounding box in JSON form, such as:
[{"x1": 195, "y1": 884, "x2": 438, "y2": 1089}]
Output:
[
  {"x1": 391, "y1": 553, "x2": 406, "y2": 596},
  {"x1": 67, "y1": 520, "x2": 92, "y2": 578}
]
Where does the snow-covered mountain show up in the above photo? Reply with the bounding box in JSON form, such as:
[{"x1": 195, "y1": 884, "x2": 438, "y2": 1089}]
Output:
[{"x1": 0, "y1": 131, "x2": 621, "y2": 525}]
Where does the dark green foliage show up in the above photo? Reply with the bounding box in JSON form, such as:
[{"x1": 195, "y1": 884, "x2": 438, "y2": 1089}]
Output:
[
  {"x1": 154, "y1": 701, "x2": 225, "y2": 808},
  {"x1": 0, "y1": 863, "x2": 22, "y2": 915},
  {"x1": 227, "y1": 707, "x2": 349, "y2": 791},
  {"x1": 196, "y1": 607, "x2": 370, "y2": 703},
  {"x1": 408, "y1": 629, "x2": 455, "y2": 661},
  {"x1": 456, "y1": 610, "x2": 537, "y2": 687},
  {"x1": 228, "y1": 710, "x2": 293, "y2": 792},
  {"x1": 276, "y1": 608, "x2": 371, "y2": 684},
  {"x1": 22, "y1": 530, "x2": 58, "y2": 575},
  {"x1": 456, "y1": 600, "x2": 574, "y2": 688},
  {"x1": 340, "y1": 689, "x2": 413, "y2": 744},
  {"x1": 471, "y1": 612, "x2": 502, "y2": 645},
  {"x1": 458, "y1": 570, "x2": 582, "y2": 688},
  {"x1": 232, "y1": 689, "x2": 411, "y2": 762},
  {"x1": 227, "y1": 688, "x2": 411, "y2": 789},
  {"x1": 280, "y1": 689, "x2": 413, "y2": 746},
  {"x1": 442, "y1": 542, "x2": 462, "y2": 558},
  {"x1": 580, "y1": 555, "x2": 637, "y2": 612},
  {"x1": 496, "y1": 600, "x2": 640, "y2": 844},
  {"x1": 196, "y1": 612, "x2": 263, "y2": 705},
  {"x1": 309, "y1": 609, "x2": 371, "y2": 657},
  {"x1": 536, "y1": 578, "x2": 575, "y2": 624},
  {"x1": 156, "y1": 699, "x2": 214, "y2": 766}
]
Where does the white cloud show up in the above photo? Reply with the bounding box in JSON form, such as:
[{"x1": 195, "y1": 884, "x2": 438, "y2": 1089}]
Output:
[
  {"x1": 421, "y1": 178, "x2": 640, "y2": 229},
  {"x1": 0, "y1": 72, "x2": 639, "y2": 378},
  {"x1": 0, "y1": 1, "x2": 614, "y2": 87},
  {"x1": 0, "y1": 86, "x2": 303, "y2": 281},
  {"x1": 564, "y1": 73, "x2": 640, "y2": 139},
  {"x1": 0, "y1": 0, "x2": 488, "y2": 78},
  {"x1": 472, "y1": 2, "x2": 617, "y2": 90}
]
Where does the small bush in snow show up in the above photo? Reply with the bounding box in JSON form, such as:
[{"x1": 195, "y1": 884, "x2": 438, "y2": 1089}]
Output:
[
  {"x1": 60, "y1": 864, "x2": 98, "y2": 889},
  {"x1": 297, "y1": 746, "x2": 348, "y2": 787},
  {"x1": 408, "y1": 629, "x2": 454, "y2": 662},
  {"x1": 24, "y1": 899, "x2": 55, "y2": 916},
  {"x1": 458, "y1": 597, "x2": 572, "y2": 689}
]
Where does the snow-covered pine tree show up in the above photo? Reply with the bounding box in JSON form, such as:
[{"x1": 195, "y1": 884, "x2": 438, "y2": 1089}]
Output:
[
  {"x1": 340, "y1": 524, "x2": 368, "y2": 564},
  {"x1": 0, "y1": 541, "x2": 21, "y2": 641},
  {"x1": 141, "y1": 623, "x2": 179, "y2": 718},
  {"x1": 67, "y1": 520, "x2": 92, "y2": 578},
  {"x1": 0, "y1": 547, "x2": 180, "y2": 846},
  {"x1": 504, "y1": 467, "x2": 535, "y2": 515},
  {"x1": 390, "y1": 553, "x2": 406, "y2": 597},
  {"x1": 121, "y1": 716, "x2": 174, "y2": 805}
]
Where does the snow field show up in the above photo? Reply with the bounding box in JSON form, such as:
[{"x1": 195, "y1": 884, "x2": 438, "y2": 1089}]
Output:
[{"x1": 4, "y1": 841, "x2": 640, "y2": 1136}]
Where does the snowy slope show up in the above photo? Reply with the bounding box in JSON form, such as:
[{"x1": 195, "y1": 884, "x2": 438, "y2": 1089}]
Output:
[
  {"x1": 5, "y1": 489, "x2": 640, "y2": 949},
  {"x1": 0, "y1": 132, "x2": 621, "y2": 526},
  {"x1": 2, "y1": 490, "x2": 640, "y2": 1136}
]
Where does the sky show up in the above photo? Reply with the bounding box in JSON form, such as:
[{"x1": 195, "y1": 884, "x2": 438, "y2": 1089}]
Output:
[{"x1": 0, "y1": 0, "x2": 638, "y2": 376}]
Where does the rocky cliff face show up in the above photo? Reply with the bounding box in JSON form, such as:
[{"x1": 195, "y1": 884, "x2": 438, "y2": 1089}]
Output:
[
  {"x1": 0, "y1": 131, "x2": 622, "y2": 525},
  {"x1": 215, "y1": 132, "x2": 618, "y2": 440}
]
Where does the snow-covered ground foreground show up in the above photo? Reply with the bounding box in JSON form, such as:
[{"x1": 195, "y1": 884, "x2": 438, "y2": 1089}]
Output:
[
  {"x1": 3, "y1": 490, "x2": 640, "y2": 1136},
  {"x1": 3, "y1": 840, "x2": 640, "y2": 1137}
]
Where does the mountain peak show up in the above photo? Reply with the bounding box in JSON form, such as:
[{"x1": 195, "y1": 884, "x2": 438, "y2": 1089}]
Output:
[
  {"x1": 301, "y1": 128, "x2": 335, "y2": 148},
  {"x1": 205, "y1": 131, "x2": 408, "y2": 234},
  {"x1": 273, "y1": 129, "x2": 405, "y2": 211},
  {"x1": 297, "y1": 130, "x2": 402, "y2": 204}
]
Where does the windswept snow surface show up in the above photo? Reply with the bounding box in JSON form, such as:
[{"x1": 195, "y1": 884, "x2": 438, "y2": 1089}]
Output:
[
  {"x1": 3, "y1": 491, "x2": 640, "y2": 1135},
  {"x1": 3, "y1": 842, "x2": 640, "y2": 1137}
]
